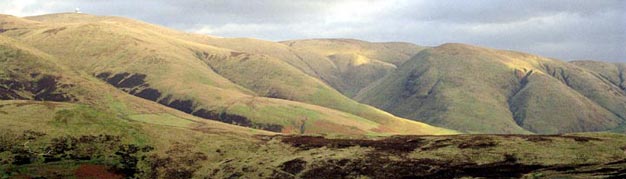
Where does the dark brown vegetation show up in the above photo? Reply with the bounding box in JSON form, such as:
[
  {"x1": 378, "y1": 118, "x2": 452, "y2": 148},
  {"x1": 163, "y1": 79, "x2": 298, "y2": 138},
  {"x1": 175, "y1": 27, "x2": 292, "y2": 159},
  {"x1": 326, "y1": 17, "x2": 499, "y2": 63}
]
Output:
[
  {"x1": 456, "y1": 136, "x2": 497, "y2": 149},
  {"x1": 0, "y1": 73, "x2": 75, "y2": 101},
  {"x1": 74, "y1": 164, "x2": 123, "y2": 179},
  {"x1": 280, "y1": 135, "x2": 425, "y2": 153},
  {"x1": 279, "y1": 158, "x2": 307, "y2": 175},
  {"x1": 273, "y1": 134, "x2": 625, "y2": 178},
  {"x1": 279, "y1": 134, "x2": 603, "y2": 153},
  {"x1": 1, "y1": 132, "x2": 154, "y2": 177},
  {"x1": 498, "y1": 134, "x2": 602, "y2": 142},
  {"x1": 297, "y1": 153, "x2": 547, "y2": 179},
  {"x1": 95, "y1": 71, "x2": 283, "y2": 132},
  {"x1": 0, "y1": 130, "x2": 204, "y2": 178},
  {"x1": 144, "y1": 143, "x2": 208, "y2": 179},
  {"x1": 42, "y1": 27, "x2": 66, "y2": 35},
  {"x1": 1, "y1": 130, "x2": 213, "y2": 178},
  {"x1": 0, "y1": 28, "x2": 18, "y2": 33}
]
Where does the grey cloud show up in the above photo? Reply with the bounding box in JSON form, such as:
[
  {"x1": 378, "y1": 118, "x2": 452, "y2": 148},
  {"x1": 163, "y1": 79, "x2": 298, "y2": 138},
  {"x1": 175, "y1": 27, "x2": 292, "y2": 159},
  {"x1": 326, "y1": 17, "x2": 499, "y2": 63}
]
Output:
[
  {"x1": 398, "y1": 0, "x2": 623, "y2": 24},
  {"x1": 0, "y1": 0, "x2": 623, "y2": 62}
]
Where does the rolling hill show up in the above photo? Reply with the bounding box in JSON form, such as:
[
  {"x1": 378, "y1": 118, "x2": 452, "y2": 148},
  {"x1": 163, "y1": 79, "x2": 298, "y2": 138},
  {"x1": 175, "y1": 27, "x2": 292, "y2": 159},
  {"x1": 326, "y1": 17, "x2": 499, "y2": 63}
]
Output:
[
  {"x1": 0, "y1": 13, "x2": 453, "y2": 136},
  {"x1": 0, "y1": 32, "x2": 270, "y2": 137},
  {"x1": 357, "y1": 43, "x2": 626, "y2": 134},
  {"x1": 189, "y1": 37, "x2": 426, "y2": 98}
]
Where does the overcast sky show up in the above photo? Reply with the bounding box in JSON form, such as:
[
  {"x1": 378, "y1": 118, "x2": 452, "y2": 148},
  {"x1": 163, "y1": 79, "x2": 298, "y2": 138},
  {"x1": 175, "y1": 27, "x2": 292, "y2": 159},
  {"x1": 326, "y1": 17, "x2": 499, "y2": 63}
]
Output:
[{"x1": 1, "y1": 0, "x2": 624, "y2": 62}]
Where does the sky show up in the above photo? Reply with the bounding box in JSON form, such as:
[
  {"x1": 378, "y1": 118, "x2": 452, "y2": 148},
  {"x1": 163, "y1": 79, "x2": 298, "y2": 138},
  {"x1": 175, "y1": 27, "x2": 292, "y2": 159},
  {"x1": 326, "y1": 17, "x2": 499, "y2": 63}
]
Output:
[{"x1": 1, "y1": 0, "x2": 624, "y2": 62}]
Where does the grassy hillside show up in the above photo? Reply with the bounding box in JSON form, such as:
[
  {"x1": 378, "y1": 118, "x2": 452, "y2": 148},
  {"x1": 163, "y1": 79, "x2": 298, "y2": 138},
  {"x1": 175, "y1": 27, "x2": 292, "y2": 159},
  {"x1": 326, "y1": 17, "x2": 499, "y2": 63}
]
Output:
[
  {"x1": 570, "y1": 60, "x2": 626, "y2": 93},
  {"x1": 0, "y1": 35, "x2": 274, "y2": 178},
  {"x1": 5, "y1": 13, "x2": 625, "y2": 135},
  {"x1": 358, "y1": 43, "x2": 626, "y2": 134},
  {"x1": 282, "y1": 39, "x2": 426, "y2": 65},
  {"x1": 193, "y1": 41, "x2": 448, "y2": 135},
  {"x1": 194, "y1": 37, "x2": 426, "y2": 97},
  {"x1": 0, "y1": 13, "x2": 453, "y2": 135},
  {"x1": 0, "y1": 34, "x2": 266, "y2": 136},
  {"x1": 186, "y1": 36, "x2": 443, "y2": 134},
  {"x1": 281, "y1": 39, "x2": 427, "y2": 97}
]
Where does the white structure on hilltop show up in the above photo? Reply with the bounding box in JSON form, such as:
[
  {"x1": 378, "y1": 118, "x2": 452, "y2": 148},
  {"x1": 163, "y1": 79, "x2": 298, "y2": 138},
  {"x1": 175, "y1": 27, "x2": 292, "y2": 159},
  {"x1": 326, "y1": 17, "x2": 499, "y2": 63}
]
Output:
[{"x1": 75, "y1": 8, "x2": 81, "y2": 13}]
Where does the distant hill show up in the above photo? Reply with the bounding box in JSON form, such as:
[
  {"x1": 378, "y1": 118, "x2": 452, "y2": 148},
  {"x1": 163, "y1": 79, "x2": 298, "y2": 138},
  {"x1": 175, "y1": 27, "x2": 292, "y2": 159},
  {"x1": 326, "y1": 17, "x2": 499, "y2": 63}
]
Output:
[
  {"x1": 357, "y1": 43, "x2": 626, "y2": 134},
  {"x1": 184, "y1": 37, "x2": 426, "y2": 97}
]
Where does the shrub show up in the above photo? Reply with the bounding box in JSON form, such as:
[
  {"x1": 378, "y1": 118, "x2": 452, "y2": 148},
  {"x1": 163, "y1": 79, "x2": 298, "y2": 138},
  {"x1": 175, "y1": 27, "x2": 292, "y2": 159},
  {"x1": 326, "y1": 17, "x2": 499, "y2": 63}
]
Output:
[{"x1": 142, "y1": 143, "x2": 207, "y2": 178}]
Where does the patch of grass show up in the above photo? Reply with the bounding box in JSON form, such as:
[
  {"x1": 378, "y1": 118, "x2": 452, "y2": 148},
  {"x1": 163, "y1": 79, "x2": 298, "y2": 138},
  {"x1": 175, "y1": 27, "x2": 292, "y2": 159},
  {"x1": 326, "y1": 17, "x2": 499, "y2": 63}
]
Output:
[{"x1": 128, "y1": 113, "x2": 197, "y2": 128}]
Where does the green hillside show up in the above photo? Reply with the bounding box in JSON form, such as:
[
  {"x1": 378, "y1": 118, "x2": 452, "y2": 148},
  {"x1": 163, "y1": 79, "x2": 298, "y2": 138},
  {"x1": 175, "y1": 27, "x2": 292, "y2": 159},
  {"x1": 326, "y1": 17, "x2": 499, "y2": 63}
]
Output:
[
  {"x1": 0, "y1": 13, "x2": 453, "y2": 135},
  {"x1": 570, "y1": 60, "x2": 626, "y2": 93},
  {"x1": 0, "y1": 34, "x2": 267, "y2": 136},
  {"x1": 187, "y1": 36, "x2": 440, "y2": 134},
  {"x1": 280, "y1": 39, "x2": 427, "y2": 97},
  {"x1": 357, "y1": 43, "x2": 626, "y2": 134},
  {"x1": 193, "y1": 37, "x2": 426, "y2": 97}
]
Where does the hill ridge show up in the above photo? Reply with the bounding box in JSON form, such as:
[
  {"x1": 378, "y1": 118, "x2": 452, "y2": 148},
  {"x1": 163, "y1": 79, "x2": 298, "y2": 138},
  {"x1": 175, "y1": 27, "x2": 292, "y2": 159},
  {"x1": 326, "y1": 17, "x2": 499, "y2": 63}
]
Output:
[{"x1": 358, "y1": 43, "x2": 626, "y2": 134}]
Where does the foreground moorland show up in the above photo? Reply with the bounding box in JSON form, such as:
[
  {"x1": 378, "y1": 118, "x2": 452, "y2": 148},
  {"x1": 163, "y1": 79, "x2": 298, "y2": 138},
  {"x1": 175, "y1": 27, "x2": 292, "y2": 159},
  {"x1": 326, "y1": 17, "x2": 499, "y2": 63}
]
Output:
[{"x1": 1, "y1": 110, "x2": 625, "y2": 178}]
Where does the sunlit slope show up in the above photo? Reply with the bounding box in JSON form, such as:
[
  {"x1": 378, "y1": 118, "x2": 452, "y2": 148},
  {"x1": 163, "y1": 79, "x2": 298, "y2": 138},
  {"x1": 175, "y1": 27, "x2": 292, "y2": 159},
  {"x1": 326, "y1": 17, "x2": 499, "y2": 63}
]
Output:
[
  {"x1": 358, "y1": 43, "x2": 626, "y2": 134},
  {"x1": 0, "y1": 35, "x2": 268, "y2": 138},
  {"x1": 194, "y1": 41, "x2": 452, "y2": 135},
  {"x1": 282, "y1": 39, "x2": 426, "y2": 65},
  {"x1": 195, "y1": 37, "x2": 426, "y2": 97},
  {"x1": 1, "y1": 13, "x2": 453, "y2": 135},
  {"x1": 188, "y1": 36, "x2": 448, "y2": 134},
  {"x1": 282, "y1": 39, "x2": 427, "y2": 97}
]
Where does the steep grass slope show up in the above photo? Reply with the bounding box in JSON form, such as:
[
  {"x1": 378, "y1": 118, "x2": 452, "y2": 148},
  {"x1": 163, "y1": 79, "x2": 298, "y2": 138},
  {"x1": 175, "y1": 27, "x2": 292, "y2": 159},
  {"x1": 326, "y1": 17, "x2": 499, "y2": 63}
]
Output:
[
  {"x1": 0, "y1": 13, "x2": 453, "y2": 135},
  {"x1": 358, "y1": 43, "x2": 626, "y2": 134}
]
